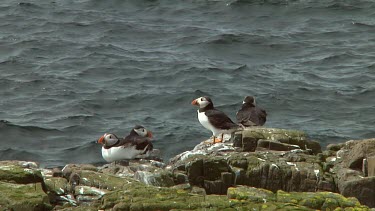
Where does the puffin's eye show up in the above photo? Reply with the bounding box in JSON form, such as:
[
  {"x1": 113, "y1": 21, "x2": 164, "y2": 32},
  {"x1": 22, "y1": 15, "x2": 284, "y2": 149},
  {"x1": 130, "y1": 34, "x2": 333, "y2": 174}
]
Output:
[
  {"x1": 109, "y1": 135, "x2": 112, "y2": 139},
  {"x1": 200, "y1": 98, "x2": 204, "y2": 101}
]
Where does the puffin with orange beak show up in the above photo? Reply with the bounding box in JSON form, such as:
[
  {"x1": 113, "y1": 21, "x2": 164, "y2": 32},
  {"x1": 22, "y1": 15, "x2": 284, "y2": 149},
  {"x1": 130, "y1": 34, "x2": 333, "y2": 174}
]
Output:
[
  {"x1": 191, "y1": 96, "x2": 241, "y2": 144},
  {"x1": 97, "y1": 125, "x2": 154, "y2": 163}
]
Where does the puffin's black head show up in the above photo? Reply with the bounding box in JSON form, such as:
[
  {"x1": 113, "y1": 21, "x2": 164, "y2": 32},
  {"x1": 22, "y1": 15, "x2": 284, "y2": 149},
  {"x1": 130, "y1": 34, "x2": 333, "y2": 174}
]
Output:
[
  {"x1": 191, "y1": 96, "x2": 213, "y2": 108},
  {"x1": 131, "y1": 125, "x2": 153, "y2": 138},
  {"x1": 243, "y1": 96, "x2": 256, "y2": 105}
]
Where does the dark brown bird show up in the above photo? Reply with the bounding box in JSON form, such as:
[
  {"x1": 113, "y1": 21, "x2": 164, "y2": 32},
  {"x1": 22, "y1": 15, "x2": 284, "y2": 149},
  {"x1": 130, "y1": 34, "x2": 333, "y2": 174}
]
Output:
[{"x1": 236, "y1": 96, "x2": 267, "y2": 127}]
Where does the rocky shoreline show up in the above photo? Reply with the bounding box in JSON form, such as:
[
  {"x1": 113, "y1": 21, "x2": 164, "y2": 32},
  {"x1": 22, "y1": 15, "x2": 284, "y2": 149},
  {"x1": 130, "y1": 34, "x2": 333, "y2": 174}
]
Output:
[{"x1": 0, "y1": 127, "x2": 374, "y2": 210}]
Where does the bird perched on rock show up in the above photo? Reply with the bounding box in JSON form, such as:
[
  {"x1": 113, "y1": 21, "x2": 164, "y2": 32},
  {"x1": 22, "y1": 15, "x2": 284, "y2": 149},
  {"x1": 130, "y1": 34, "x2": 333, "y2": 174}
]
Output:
[
  {"x1": 97, "y1": 125, "x2": 153, "y2": 163},
  {"x1": 236, "y1": 96, "x2": 267, "y2": 127},
  {"x1": 191, "y1": 96, "x2": 241, "y2": 143}
]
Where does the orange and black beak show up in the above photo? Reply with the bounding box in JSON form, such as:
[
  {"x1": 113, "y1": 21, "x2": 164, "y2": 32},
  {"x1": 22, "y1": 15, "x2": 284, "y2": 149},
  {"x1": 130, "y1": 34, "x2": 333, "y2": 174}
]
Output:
[
  {"x1": 97, "y1": 135, "x2": 105, "y2": 144},
  {"x1": 147, "y1": 131, "x2": 153, "y2": 138},
  {"x1": 191, "y1": 99, "x2": 198, "y2": 106}
]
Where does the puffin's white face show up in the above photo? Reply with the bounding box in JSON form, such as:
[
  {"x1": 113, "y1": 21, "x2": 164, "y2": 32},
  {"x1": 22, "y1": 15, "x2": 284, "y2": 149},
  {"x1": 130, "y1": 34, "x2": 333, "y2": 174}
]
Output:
[
  {"x1": 134, "y1": 127, "x2": 147, "y2": 137},
  {"x1": 98, "y1": 133, "x2": 119, "y2": 146},
  {"x1": 192, "y1": 97, "x2": 210, "y2": 108},
  {"x1": 134, "y1": 127, "x2": 153, "y2": 138}
]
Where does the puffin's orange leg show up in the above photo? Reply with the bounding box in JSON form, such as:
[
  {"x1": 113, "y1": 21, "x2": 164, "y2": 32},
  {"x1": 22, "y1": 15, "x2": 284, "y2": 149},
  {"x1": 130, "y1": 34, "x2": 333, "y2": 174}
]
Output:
[
  {"x1": 213, "y1": 134, "x2": 223, "y2": 143},
  {"x1": 213, "y1": 138, "x2": 222, "y2": 143}
]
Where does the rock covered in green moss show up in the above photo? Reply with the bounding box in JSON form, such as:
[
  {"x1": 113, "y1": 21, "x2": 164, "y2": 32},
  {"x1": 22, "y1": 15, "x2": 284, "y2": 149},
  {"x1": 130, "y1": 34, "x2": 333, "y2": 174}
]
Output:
[
  {"x1": 0, "y1": 161, "x2": 43, "y2": 184},
  {"x1": 134, "y1": 169, "x2": 174, "y2": 187},
  {"x1": 43, "y1": 177, "x2": 69, "y2": 196},
  {"x1": 276, "y1": 190, "x2": 369, "y2": 210},
  {"x1": 170, "y1": 146, "x2": 334, "y2": 195},
  {"x1": 227, "y1": 186, "x2": 275, "y2": 202},
  {"x1": 234, "y1": 127, "x2": 321, "y2": 154},
  {"x1": 0, "y1": 181, "x2": 52, "y2": 211},
  {"x1": 98, "y1": 182, "x2": 370, "y2": 211}
]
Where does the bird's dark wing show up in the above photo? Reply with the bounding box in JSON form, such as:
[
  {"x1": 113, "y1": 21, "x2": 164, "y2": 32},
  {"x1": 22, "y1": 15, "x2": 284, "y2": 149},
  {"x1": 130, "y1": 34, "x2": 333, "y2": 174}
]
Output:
[
  {"x1": 122, "y1": 135, "x2": 153, "y2": 152},
  {"x1": 236, "y1": 107, "x2": 251, "y2": 124},
  {"x1": 205, "y1": 109, "x2": 238, "y2": 130},
  {"x1": 111, "y1": 138, "x2": 133, "y2": 148},
  {"x1": 133, "y1": 136, "x2": 153, "y2": 151},
  {"x1": 238, "y1": 107, "x2": 267, "y2": 126},
  {"x1": 255, "y1": 108, "x2": 267, "y2": 126}
]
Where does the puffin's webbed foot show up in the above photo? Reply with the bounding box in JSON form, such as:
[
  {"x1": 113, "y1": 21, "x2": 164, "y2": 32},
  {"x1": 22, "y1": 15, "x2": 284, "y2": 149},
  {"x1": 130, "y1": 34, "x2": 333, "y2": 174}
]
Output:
[{"x1": 213, "y1": 137, "x2": 222, "y2": 143}]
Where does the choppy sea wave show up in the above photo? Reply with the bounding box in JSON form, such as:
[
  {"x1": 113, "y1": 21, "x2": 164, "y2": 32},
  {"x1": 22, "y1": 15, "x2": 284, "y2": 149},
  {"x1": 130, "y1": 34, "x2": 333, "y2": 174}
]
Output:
[{"x1": 0, "y1": 0, "x2": 374, "y2": 167}]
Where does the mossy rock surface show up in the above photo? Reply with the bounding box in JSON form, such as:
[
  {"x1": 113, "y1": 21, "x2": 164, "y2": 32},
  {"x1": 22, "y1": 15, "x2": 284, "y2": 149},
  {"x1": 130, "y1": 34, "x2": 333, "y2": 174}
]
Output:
[
  {"x1": 0, "y1": 181, "x2": 52, "y2": 211},
  {"x1": 135, "y1": 169, "x2": 175, "y2": 187},
  {"x1": 227, "y1": 186, "x2": 275, "y2": 202},
  {"x1": 77, "y1": 170, "x2": 135, "y2": 191},
  {"x1": 0, "y1": 164, "x2": 43, "y2": 184},
  {"x1": 276, "y1": 190, "x2": 369, "y2": 210},
  {"x1": 43, "y1": 177, "x2": 69, "y2": 195},
  {"x1": 98, "y1": 179, "x2": 371, "y2": 211},
  {"x1": 241, "y1": 128, "x2": 306, "y2": 142}
]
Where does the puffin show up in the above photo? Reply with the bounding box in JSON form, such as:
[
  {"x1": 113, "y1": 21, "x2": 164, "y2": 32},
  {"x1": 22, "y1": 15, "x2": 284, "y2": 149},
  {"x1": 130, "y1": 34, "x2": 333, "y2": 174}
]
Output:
[
  {"x1": 236, "y1": 96, "x2": 267, "y2": 127},
  {"x1": 191, "y1": 96, "x2": 241, "y2": 143},
  {"x1": 97, "y1": 125, "x2": 153, "y2": 163}
]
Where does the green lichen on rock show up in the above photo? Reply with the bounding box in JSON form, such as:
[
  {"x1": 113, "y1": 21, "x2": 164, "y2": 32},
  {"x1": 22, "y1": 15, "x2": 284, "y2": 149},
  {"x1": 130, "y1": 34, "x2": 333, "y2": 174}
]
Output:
[
  {"x1": 276, "y1": 190, "x2": 369, "y2": 210},
  {"x1": 43, "y1": 177, "x2": 69, "y2": 195},
  {"x1": 227, "y1": 186, "x2": 275, "y2": 202},
  {"x1": 98, "y1": 180, "x2": 371, "y2": 211},
  {"x1": 0, "y1": 164, "x2": 43, "y2": 184},
  {"x1": 100, "y1": 180, "x2": 200, "y2": 210},
  {"x1": 135, "y1": 169, "x2": 175, "y2": 187},
  {"x1": 77, "y1": 170, "x2": 134, "y2": 191},
  {"x1": 0, "y1": 181, "x2": 52, "y2": 211},
  {"x1": 241, "y1": 127, "x2": 306, "y2": 142},
  {"x1": 203, "y1": 156, "x2": 229, "y2": 181}
]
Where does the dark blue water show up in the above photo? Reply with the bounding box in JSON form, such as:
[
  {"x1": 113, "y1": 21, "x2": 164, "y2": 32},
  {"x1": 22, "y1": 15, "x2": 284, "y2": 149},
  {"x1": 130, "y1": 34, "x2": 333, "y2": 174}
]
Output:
[{"x1": 1, "y1": 0, "x2": 375, "y2": 167}]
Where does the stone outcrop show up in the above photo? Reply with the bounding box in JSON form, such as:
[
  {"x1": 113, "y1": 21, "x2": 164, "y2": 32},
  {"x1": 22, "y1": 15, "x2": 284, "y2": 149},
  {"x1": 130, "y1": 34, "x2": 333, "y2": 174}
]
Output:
[
  {"x1": 327, "y1": 138, "x2": 375, "y2": 208},
  {"x1": 168, "y1": 127, "x2": 331, "y2": 196},
  {"x1": 0, "y1": 161, "x2": 52, "y2": 210},
  {"x1": 0, "y1": 127, "x2": 374, "y2": 210}
]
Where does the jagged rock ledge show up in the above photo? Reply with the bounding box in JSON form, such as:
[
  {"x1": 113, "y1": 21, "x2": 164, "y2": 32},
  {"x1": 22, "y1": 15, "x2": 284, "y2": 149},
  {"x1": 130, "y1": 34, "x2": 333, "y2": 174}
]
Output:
[{"x1": 0, "y1": 127, "x2": 374, "y2": 210}]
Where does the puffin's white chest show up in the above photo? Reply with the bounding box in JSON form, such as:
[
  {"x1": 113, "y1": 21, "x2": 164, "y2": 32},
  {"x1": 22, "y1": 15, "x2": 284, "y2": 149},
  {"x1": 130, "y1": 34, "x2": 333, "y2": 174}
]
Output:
[
  {"x1": 197, "y1": 110, "x2": 222, "y2": 136},
  {"x1": 101, "y1": 146, "x2": 142, "y2": 163}
]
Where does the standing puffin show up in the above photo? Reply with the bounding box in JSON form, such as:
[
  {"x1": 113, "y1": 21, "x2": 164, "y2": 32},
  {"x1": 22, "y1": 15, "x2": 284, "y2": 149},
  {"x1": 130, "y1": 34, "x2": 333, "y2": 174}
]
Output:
[
  {"x1": 236, "y1": 96, "x2": 267, "y2": 127},
  {"x1": 97, "y1": 125, "x2": 153, "y2": 163},
  {"x1": 191, "y1": 96, "x2": 241, "y2": 143}
]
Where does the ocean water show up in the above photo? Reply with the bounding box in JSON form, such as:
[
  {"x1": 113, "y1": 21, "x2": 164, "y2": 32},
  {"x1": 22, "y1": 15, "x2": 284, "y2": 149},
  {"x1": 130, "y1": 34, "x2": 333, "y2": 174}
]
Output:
[{"x1": 1, "y1": 0, "x2": 375, "y2": 168}]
